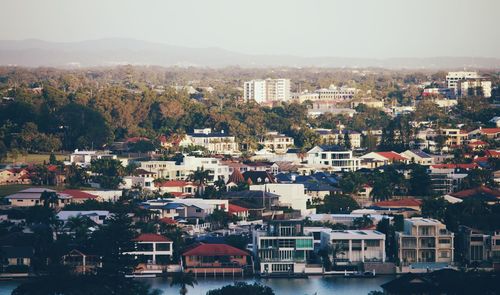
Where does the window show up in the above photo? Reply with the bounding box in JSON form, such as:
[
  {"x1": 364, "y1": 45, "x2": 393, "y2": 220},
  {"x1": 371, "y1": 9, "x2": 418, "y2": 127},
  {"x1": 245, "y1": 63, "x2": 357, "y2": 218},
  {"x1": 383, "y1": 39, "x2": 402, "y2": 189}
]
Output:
[
  {"x1": 439, "y1": 239, "x2": 451, "y2": 244},
  {"x1": 296, "y1": 239, "x2": 313, "y2": 249},
  {"x1": 156, "y1": 243, "x2": 171, "y2": 251},
  {"x1": 365, "y1": 240, "x2": 380, "y2": 247},
  {"x1": 439, "y1": 251, "x2": 449, "y2": 258}
]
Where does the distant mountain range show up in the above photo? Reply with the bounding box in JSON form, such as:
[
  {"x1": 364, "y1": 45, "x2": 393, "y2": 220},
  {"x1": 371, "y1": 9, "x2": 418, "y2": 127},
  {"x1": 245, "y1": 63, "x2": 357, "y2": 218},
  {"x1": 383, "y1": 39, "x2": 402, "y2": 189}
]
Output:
[{"x1": 0, "y1": 38, "x2": 499, "y2": 69}]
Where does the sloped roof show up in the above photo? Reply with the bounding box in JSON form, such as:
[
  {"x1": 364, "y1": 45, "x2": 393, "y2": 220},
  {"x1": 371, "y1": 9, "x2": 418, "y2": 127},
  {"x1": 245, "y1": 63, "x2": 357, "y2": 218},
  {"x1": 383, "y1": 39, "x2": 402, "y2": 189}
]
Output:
[
  {"x1": 228, "y1": 169, "x2": 245, "y2": 184},
  {"x1": 377, "y1": 151, "x2": 407, "y2": 161},
  {"x1": 182, "y1": 243, "x2": 248, "y2": 257},
  {"x1": 450, "y1": 186, "x2": 500, "y2": 200},
  {"x1": 479, "y1": 128, "x2": 500, "y2": 134},
  {"x1": 60, "y1": 190, "x2": 97, "y2": 200},
  {"x1": 228, "y1": 204, "x2": 248, "y2": 213}
]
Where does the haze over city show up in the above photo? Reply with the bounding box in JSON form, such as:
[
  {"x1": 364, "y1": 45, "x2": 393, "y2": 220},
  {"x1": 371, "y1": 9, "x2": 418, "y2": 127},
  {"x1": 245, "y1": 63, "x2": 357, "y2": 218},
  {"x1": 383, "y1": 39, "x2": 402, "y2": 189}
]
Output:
[{"x1": 1, "y1": 0, "x2": 499, "y2": 59}]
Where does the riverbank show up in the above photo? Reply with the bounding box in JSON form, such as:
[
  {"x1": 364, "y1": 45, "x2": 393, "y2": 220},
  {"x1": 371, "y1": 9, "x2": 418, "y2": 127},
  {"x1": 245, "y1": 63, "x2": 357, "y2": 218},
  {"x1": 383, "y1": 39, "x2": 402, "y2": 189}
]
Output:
[{"x1": 0, "y1": 276, "x2": 395, "y2": 295}]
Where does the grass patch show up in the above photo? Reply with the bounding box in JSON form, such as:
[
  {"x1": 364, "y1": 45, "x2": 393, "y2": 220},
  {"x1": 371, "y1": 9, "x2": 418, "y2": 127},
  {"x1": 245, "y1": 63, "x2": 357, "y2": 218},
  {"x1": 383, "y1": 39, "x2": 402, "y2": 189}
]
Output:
[{"x1": 3, "y1": 153, "x2": 68, "y2": 165}]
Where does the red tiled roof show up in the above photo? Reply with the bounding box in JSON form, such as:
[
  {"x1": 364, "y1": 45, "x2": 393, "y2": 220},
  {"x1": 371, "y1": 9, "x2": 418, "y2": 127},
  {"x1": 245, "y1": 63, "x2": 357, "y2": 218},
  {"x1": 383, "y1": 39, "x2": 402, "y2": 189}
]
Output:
[
  {"x1": 468, "y1": 140, "x2": 487, "y2": 146},
  {"x1": 228, "y1": 204, "x2": 248, "y2": 213},
  {"x1": 155, "y1": 180, "x2": 193, "y2": 187},
  {"x1": 473, "y1": 157, "x2": 489, "y2": 163},
  {"x1": 486, "y1": 150, "x2": 500, "y2": 158},
  {"x1": 479, "y1": 128, "x2": 500, "y2": 134},
  {"x1": 374, "y1": 198, "x2": 422, "y2": 207},
  {"x1": 132, "y1": 233, "x2": 171, "y2": 242},
  {"x1": 431, "y1": 163, "x2": 477, "y2": 169},
  {"x1": 450, "y1": 186, "x2": 500, "y2": 199},
  {"x1": 183, "y1": 243, "x2": 248, "y2": 257},
  {"x1": 376, "y1": 152, "x2": 407, "y2": 161},
  {"x1": 227, "y1": 169, "x2": 245, "y2": 184},
  {"x1": 60, "y1": 189, "x2": 97, "y2": 199}
]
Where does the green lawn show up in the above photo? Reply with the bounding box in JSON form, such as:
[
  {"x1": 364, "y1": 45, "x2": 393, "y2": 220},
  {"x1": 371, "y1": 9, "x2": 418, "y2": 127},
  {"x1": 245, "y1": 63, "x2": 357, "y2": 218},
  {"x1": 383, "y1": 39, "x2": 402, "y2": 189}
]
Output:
[
  {"x1": 0, "y1": 184, "x2": 36, "y2": 198},
  {"x1": 3, "y1": 153, "x2": 68, "y2": 165}
]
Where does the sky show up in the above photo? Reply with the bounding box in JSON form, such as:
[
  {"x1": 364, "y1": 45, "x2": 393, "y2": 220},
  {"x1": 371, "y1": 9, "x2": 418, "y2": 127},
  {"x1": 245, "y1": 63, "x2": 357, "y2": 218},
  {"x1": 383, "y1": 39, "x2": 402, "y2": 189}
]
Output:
[{"x1": 1, "y1": 0, "x2": 499, "y2": 58}]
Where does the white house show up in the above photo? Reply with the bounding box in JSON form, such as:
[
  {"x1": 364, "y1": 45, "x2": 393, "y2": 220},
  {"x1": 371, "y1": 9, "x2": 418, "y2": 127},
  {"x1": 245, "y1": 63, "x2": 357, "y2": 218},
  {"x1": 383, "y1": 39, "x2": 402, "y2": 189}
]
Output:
[
  {"x1": 67, "y1": 150, "x2": 118, "y2": 168},
  {"x1": 400, "y1": 150, "x2": 434, "y2": 166},
  {"x1": 307, "y1": 145, "x2": 361, "y2": 172},
  {"x1": 125, "y1": 233, "x2": 173, "y2": 265},
  {"x1": 315, "y1": 229, "x2": 386, "y2": 264},
  {"x1": 182, "y1": 128, "x2": 239, "y2": 155},
  {"x1": 57, "y1": 210, "x2": 111, "y2": 225},
  {"x1": 250, "y1": 183, "x2": 312, "y2": 216}
]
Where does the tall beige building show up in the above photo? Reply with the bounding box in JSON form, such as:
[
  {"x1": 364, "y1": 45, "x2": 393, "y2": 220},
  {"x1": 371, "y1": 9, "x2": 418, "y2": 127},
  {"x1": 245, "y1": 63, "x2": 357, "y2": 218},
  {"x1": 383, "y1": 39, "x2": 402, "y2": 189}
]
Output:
[{"x1": 244, "y1": 78, "x2": 290, "y2": 103}]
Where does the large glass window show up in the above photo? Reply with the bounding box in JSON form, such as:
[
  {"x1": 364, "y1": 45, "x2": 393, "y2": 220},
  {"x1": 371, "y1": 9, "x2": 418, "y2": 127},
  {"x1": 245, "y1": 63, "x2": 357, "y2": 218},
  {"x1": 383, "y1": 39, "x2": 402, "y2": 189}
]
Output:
[{"x1": 296, "y1": 239, "x2": 313, "y2": 249}]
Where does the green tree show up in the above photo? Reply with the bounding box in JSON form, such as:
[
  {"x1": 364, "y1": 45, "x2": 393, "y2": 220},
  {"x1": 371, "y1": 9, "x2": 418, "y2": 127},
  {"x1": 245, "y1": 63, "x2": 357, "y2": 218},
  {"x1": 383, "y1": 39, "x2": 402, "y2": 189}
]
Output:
[
  {"x1": 206, "y1": 282, "x2": 275, "y2": 295},
  {"x1": 66, "y1": 163, "x2": 88, "y2": 188},
  {"x1": 90, "y1": 158, "x2": 124, "y2": 189},
  {"x1": 317, "y1": 194, "x2": 360, "y2": 214},
  {"x1": 421, "y1": 196, "x2": 447, "y2": 221},
  {"x1": 408, "y1": 164, "x2": 432, "y2": 196},
  {"x1": 170, "y1": 271, "x2": 198, "y2": 295}
]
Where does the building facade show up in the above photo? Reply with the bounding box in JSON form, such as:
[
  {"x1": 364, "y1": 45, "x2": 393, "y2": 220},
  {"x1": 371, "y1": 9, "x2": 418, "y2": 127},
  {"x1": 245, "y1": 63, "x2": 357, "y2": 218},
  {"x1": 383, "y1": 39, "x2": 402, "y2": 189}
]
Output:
[
  {"x1": 253, "y1": 220, "x2": 314, "y2": 274},
  {"x1": 396, "y1": 218, "x2": 454, "y2": 266}
]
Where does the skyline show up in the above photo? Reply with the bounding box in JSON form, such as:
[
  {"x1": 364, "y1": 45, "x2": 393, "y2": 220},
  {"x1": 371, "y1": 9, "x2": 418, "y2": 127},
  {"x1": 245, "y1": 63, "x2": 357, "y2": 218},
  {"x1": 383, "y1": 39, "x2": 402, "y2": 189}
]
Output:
[{"x1": 1, "y1": 0, "x2": 499, "y2": 59}]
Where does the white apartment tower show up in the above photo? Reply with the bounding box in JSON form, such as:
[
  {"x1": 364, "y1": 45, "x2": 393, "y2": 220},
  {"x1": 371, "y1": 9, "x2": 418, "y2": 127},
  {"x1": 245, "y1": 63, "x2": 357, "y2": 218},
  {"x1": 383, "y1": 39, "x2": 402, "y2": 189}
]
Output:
[
  {"x1": 445, "y1": 71, "x2": 492, "y2": 97},
  {"x1": 244, "y1": 79, "x2": 291, "y2": 103}
]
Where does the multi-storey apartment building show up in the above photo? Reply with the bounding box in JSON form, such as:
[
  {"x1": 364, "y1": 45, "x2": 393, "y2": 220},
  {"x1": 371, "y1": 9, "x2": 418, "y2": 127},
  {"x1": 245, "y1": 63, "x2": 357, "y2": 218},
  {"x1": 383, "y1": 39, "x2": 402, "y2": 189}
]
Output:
[
  {"x1": 253, "y1": 220, "x2": 314, "y2": 274},
  {"x1": 259, "y1": 132, "x2": 294, "y2": 153},
  {"x1": 139, "y1": 156, "x2": 230, "y2": 183},
  {"x1": 312, "y1": 229, "x2": 386, "y2": 264},
  {"x1": 125, "y1": 233, "x2": 173, "y2": 265},
  {"x1": 297, "y1": 85, "x2": 357, "y2": 103},
  {"x1": 182, "y1": 128, "x2": 239, "y2": 155},
  {"x1": 439, "y1": 128, "x2": 468, "y2": 147},
  {"x1": 457, "y1": 226, "x2": 492, "y2": 264},
  {"x1": 307, "y1": 145, "x2": 361, "y2": 172},
  {"x1": 428, "y1": 164, "x2": 472, "y2": 195},
  {"x1": 314, "y1": 129, "x2": 361, "y2": 149},
  {"x1": 396, "y1": 218, "x2": 454, "y2": 266},
  {"x1": 446, "y1": 71, "x2": 481, "y2": 95},
  {"x1": 244, "y1": 79, "x2": 291, "y2": 103},
  {"x1": 458, "y1": 79, "x2": 492, "y2": 98}
]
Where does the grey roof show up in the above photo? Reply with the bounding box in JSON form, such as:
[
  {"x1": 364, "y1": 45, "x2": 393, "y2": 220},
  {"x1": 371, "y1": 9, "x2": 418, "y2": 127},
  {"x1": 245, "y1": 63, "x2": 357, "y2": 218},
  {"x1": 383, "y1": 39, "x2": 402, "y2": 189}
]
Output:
[{"x1": 409, "y1": 150, "x2": 432, "y2": 159}]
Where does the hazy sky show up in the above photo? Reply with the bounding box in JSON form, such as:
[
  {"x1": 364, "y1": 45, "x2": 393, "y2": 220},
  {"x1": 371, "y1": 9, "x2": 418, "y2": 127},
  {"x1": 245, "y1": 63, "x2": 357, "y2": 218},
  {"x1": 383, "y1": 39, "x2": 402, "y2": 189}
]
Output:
[{"x1": 1, "y1": 0, "x2": 499, "y2": 58}]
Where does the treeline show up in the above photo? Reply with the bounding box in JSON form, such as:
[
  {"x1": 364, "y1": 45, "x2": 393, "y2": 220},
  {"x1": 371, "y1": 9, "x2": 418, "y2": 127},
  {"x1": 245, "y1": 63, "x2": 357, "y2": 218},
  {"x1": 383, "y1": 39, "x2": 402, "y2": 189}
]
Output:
[{"x1": 0, "y1": 67, "x2": 498, "y2": 158}]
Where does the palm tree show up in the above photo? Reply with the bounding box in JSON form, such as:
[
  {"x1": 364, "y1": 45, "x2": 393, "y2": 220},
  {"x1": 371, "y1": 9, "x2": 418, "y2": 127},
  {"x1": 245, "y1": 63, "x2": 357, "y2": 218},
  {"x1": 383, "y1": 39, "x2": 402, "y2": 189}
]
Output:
[
  {"x1": 170, "y1": 271, "x2": 198, "y2": 295},
  {"x1": 330, "y1": 243, "x2": 346, "y2": 268},
  {"x1": 188, "y1": 167, "x2": 211, "y2": 196},
  {"x1": 66, "y1": 215, "x2": 94, "y2": 242},
  {"x1": 40, "y1": 191, "x2": 59, "y2": 208}
]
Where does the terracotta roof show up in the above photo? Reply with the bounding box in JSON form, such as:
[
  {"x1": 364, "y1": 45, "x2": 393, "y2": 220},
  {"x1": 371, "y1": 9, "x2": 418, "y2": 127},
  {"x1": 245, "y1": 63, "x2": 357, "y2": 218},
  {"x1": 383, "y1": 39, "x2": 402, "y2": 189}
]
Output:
[
  {"x1": 132, "y1": 233, "x2": 171, "y2": 242},
  {"x1": 228, "y1": 204, "x2": 248, "y2": 213},
  {"x1": 450, "y1": 186, "x2": 500, "y2": 199},
  {"x1": 468, "y1": 140, "x2": 487, "y2": 146},
  {"x1": 431, "y1": 163, "x2": 477, "y2": 169},
  {"x1": 227, "y1": 169, "x2": 245, "y2": 184},
  {"x1": 155, "y1": 180, "x2": 193, "y2": 187},
  {"x1": 374, "y1": 198, "x2": 422, "y2": 207},
  {"x1": 377, "y1": 151, "x2": 407, "y2": 161},
  {"x1": 479, "y1": 128, "x2": 500, "y2": 134},
  {"x1": 486, "y1": 150, "x2": 500, "y2": 158},
  {"x1": 169, "y1": 192, "x2": 192, "y2": 198},
  {"x1": 60, "y1": 190, "x2": 97, "y2": 199},
  {"x1": 182, "y1": 243, "x2": 248, "y2": 257}
]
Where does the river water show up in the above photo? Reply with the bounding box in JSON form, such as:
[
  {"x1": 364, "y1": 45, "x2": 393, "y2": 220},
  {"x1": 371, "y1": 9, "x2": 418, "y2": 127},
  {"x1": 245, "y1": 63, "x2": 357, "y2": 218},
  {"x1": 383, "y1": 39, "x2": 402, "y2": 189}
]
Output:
[{"x1": 0, "y1": 276, "x2": 394, "y2": 295}]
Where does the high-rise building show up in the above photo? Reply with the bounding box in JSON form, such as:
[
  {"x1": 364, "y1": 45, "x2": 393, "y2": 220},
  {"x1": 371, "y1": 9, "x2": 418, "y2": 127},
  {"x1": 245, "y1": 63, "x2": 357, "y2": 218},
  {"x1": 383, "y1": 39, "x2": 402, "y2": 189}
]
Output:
[
  {"x1": 244, "y1": 79, "x2": 290, "y2": 103},
  {"x1": 445, "y1": 71, "x2": 491, "y2": 97}
]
